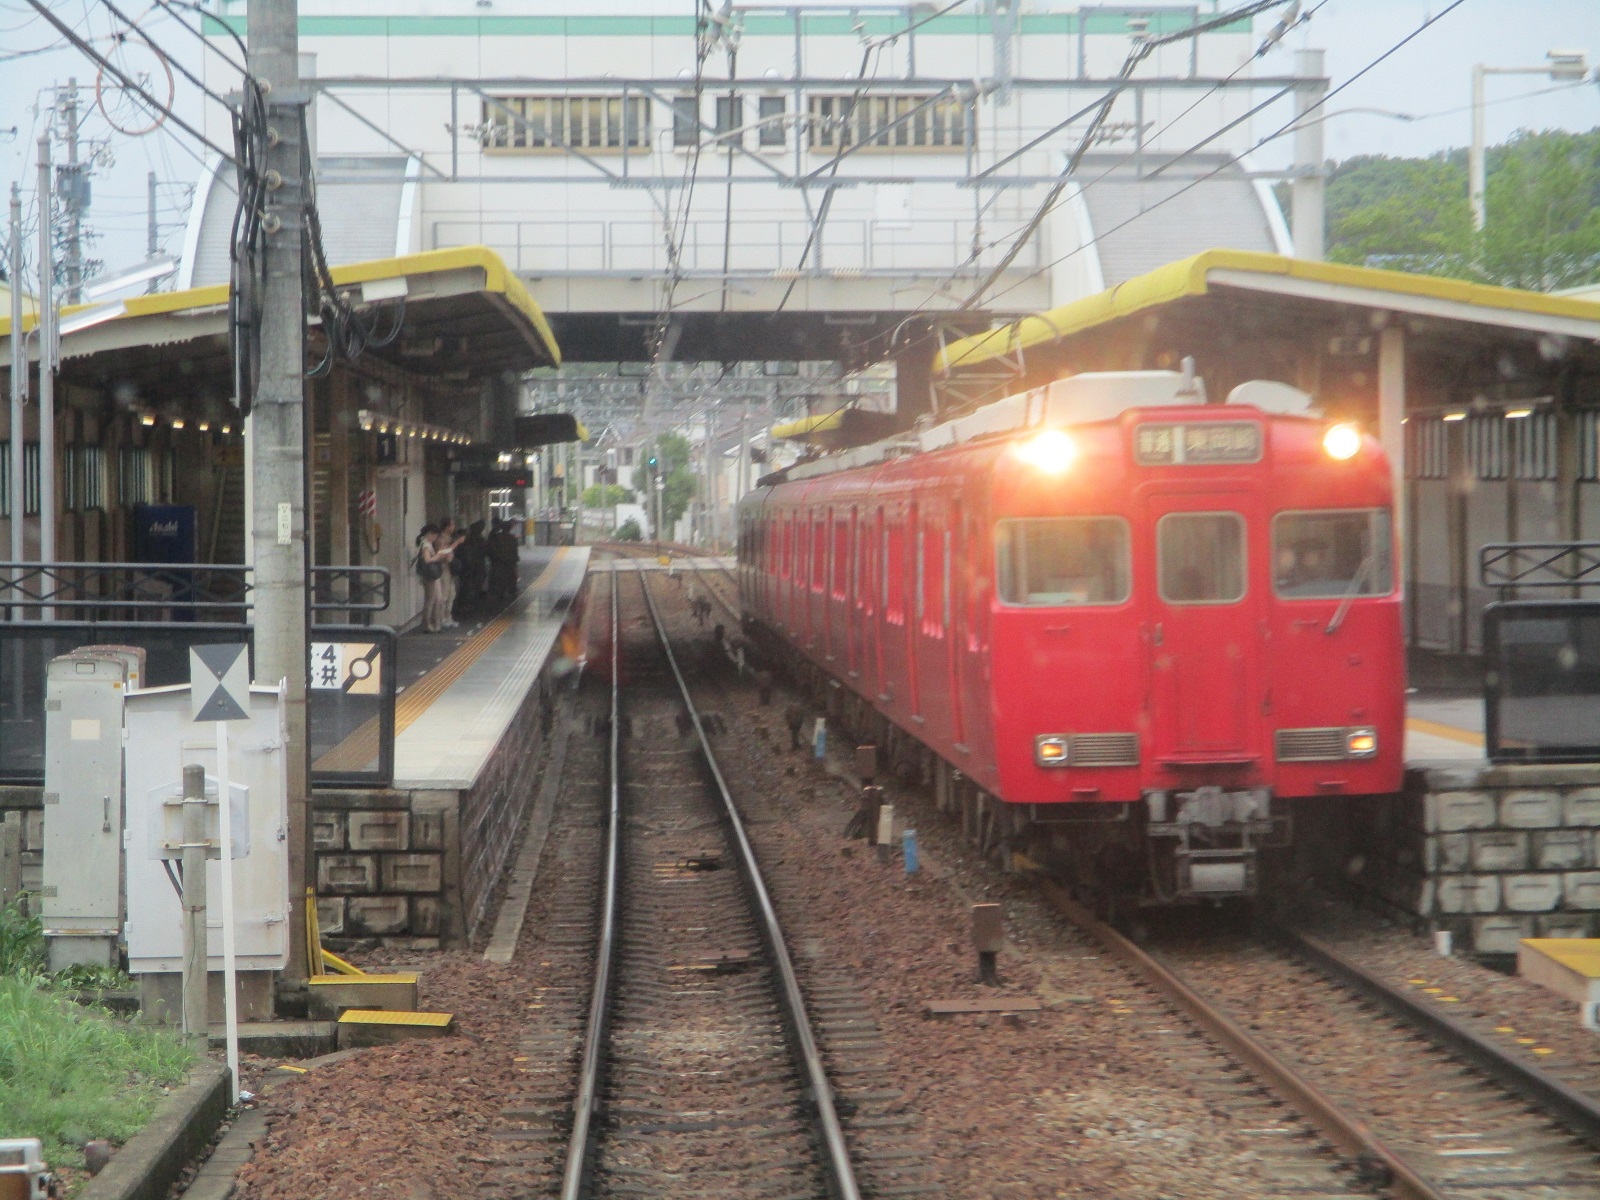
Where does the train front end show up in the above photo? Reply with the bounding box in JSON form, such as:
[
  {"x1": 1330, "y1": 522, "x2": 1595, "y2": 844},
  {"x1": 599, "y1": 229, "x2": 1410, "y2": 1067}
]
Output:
[{"x1": 989, "y1": 372, "x2": 1405, "y2": 902}]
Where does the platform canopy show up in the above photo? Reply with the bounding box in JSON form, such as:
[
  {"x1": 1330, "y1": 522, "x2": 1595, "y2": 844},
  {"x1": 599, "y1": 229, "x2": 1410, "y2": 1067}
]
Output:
[
  {"x1": 934, "y1": 249, "x2": 1600, "y2": 417},
  {"x1": 0, "y1": 245, "x2": 561, "y2": 398}
]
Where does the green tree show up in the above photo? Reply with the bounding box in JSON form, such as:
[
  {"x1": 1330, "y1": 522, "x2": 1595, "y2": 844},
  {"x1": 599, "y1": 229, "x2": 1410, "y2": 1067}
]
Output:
[
  {"x1": 1477, "y1": 130, "x2": 1600, "y2": 290},
  {"x1": 581, "y1": 483, "x2": 634, "y2": 507},
  {"x1": 632, "y1": 432, "x2": 697, "y2": 534},
  {"x1": 1322, "y1": 128, "x2": 1600, "y2": 291}
]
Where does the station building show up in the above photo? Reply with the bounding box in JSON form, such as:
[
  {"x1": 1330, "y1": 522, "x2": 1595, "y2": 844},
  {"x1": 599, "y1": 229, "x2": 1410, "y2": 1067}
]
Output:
[{"x1": 0, "y1": 246, "x2": 560, "y2": 629}]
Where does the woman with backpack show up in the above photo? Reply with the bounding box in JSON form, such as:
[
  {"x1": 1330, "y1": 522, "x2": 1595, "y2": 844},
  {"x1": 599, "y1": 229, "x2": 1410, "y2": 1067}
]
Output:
[{"x1": 414, "y1": 524, "x2": 453, "y2": 633}]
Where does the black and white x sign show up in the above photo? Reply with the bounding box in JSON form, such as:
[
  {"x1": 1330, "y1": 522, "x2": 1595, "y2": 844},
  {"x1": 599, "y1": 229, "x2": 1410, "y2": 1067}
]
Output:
[{"x1": 190, "y1": 643, "x2": 251, "y2": 723}]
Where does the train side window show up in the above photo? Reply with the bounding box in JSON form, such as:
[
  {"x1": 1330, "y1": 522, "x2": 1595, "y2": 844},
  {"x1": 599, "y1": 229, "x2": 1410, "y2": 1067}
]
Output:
[
  {"x1": 996, "y1": 517, "x2": 1130, "y2": 606},
  {"x1": 1272, "y1": 509, "x2": 1392, "y2": 599},
  {"x1": 1157, "y1": 512, "x2": 1246, "y2": 604}
]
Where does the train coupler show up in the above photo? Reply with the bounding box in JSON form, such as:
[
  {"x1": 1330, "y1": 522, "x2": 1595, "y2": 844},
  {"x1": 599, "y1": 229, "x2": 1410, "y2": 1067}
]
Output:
[{"x1": 1145, "y1": 787, "x2": 1289, "y2": 899}]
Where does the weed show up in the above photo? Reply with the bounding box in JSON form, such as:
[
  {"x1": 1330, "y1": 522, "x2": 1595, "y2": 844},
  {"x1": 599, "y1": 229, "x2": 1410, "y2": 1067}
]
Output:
[
  {"x1": 0, "y1": 977, "x2": 194, "y2": 1174},
  {"x1": 0, "y1": 895, "x2": 44, "y2": 977}
]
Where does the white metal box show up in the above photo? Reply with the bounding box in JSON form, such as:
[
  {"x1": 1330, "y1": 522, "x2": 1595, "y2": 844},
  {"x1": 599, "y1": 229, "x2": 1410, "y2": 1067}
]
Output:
[
  {"x1": 41, "y1": 652, "x2": 132, "y2": 969},
  {"x1": 124, "y1": 682, "x2": 290, "y2": 975}
]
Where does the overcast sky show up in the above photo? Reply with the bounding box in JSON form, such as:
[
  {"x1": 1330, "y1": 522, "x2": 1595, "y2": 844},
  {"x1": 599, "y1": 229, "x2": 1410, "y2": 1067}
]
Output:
[{"x1": 1, "y1": 0, "x2": 1596, "y2": 282}]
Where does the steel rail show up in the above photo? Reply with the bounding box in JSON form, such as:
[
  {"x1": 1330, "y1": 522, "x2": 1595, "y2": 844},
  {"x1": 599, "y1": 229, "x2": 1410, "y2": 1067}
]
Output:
[
  {"x1": 635, "y1": 561, "x2": 862, "y2": 1200},
  {"x1": 558, "y1": 567, "x2": 622, "y2": 1200},
  {"x1": 1037, "y1": 882, "x2": 1449, "y2": 1200},
  {"x1": 1281, "y1": 925, "x2": 1600, "y2": 1154}
]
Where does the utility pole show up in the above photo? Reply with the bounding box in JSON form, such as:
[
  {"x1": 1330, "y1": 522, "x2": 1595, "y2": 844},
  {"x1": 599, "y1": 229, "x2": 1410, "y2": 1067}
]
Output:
[
  {"x1": 147, "y1": 171, "x2": 160, "y2": 292},
  {"x1": 58, "y1": 80, "x2": 87, "y2": 306},
  {"x1": 36, "y1": 134, "x2": 55, "y2": 569},
  {"x1": 247, "y1": 0, "x2": 312, "y2": 983},
  {"x1": 9, "y1": 187, "x2": 25, "y2": 565},
  {"x1": 1290, "y1": 48, "x2": 1326, "y2": 261}
]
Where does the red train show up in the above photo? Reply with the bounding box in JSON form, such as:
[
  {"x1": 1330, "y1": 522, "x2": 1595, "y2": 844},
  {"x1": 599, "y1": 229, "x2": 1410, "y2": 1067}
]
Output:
[{"x1": 737, "y1": 366, "x2": 1404, "y2": 903}]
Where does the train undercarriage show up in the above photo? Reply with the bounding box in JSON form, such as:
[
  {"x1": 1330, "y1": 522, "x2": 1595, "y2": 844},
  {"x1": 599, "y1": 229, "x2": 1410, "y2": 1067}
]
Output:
[{"x1": 779, "y1": 648, "x2": 1297, "y2": 908}]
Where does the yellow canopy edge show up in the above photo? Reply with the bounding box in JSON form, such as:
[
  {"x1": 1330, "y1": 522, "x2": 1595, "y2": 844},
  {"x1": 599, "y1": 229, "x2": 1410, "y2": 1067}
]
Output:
[
  {"x1": 935, "y1": 249, "x2": 1600, "y2": 375},
  {"x1": 0, "y1": 244, "x2": 561, "y2": 367}
]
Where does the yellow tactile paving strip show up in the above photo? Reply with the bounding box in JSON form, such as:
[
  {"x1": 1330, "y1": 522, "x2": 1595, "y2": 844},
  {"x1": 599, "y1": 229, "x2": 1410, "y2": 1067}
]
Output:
[
  {"x1": 313, "y1": 549, "x2": 569, "y2": 773},
  {"x1": 1405, "y1": 716, "x2": 1486, "y2": 748}
]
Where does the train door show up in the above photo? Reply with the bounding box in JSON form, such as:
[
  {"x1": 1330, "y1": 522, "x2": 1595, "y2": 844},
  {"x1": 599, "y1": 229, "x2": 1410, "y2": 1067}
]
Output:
[
  {"x1": 847, "y1": 507, "x2": 860, "y2": 677},
  {"x1": 947, "y1": 503, "x2": 966, "y2": 748},
  {"x1": 874, "y1": 509, "x2": 888, "y2": 698},
  {"x1": 908, "y1": 502, "x2": 921, "y2": 719},
  {"x1": 1145, "y1": 490, "x2": 1262, "y2": 761}
]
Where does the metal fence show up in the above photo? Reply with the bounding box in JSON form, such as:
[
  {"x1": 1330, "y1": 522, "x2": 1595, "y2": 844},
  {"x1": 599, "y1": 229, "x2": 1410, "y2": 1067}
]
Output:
[{"x1": 0, "y1": 563, "x2": 397, "y2": 787}]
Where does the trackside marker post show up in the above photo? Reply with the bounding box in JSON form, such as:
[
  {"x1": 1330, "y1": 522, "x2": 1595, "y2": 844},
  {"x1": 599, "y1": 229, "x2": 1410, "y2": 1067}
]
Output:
[
  {"x1": 972, "y1": 903, "x2": 1004, "y2": 986},
  {"x1": 190, "y1": 643, "x2": 251, "y2": 1103},
  {"x1": 902, "y1": 829, "x2": 919, "y2": 874},
  {"x1": 813, "y1": 716, "x2": 827, "y2": 759}
]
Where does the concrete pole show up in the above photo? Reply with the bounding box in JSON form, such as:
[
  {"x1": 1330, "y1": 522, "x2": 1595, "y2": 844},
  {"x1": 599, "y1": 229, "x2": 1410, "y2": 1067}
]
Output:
[
  {"x1": 60, "y1": 80, "x2": 84, "y2": 307},
  {"x1": 1290, "y1": 48, "x2": 1326, "y2": 261},
  {"x1": 36, "y1": 134, "x2": 55, "y2": 569},
  {"x1": 247, "y1": 0, "x2": 311, "y2": 983},
  {"x1": 9, "y1": 186, "x2": 25, "y2": 564},
  {"x1": 1468, "y1": 63, "x2": 1487, "y2": 231},
  {"x1": 180, "y1": 763, "x2": 210, "y2": 1045},
  {"x1": 1378, "y1": 325, "x2": 1407, "y2": 596},
  {"x1": 147, "y1": 171, "x2": 161, "y2": 294}
]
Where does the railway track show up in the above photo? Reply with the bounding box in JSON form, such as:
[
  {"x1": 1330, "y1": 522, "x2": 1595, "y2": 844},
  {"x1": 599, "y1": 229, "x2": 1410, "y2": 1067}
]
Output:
[
  {"x1": 557, "y1": 561, "x2": 859, "y2": 1199},
  {"x1": 1044, "y1": 886, "x2": 1600, "y2": 1200}
]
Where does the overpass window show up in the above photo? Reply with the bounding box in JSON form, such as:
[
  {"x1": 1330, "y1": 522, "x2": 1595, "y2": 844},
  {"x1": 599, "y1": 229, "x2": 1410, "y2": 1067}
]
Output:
[
  {"x1": 997, "y1": 517, "x2": 1129, "y2": 606},
  {"x1": 807, "y1": 93, "x2": 970, "y2": 150},
  {"x1": 672, "y1": 95, "x2": 698, "y2": 147},
  {"x1": 482, "y1": 95, "x2": 651, "y2": 151},
  {"x1": 1157, "y1": 512, "x2": 1245, "y2": 605},
  {"x1": 715, "y1": 95, "x2": 743, "y2": 147},
  {"x1": 758, "y1": 96, "x2": 786, "y2": 147},
  {"x1": 1273, "y1": 510, "x2": 1392, "y2": 599}
]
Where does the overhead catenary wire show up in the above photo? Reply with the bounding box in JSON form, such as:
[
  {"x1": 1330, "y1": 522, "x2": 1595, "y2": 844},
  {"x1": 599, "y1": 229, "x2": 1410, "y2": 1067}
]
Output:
[
  {"x1": 22, "y1": 0, "x2": 235, "y2": 163},
  {"x1": 971, "y1": 0, "x2": 1472, "y2": 317},
  {"x1": 959, "y1": 0, "x2": 1296, "y2": 309}
]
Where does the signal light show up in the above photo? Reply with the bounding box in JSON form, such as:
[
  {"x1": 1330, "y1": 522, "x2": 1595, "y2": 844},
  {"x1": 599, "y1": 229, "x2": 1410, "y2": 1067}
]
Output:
[
  {"x1": 1322, "y1": 423, "x2": 1361, "y2": 460},
  {"x1": 1034, "y1": 735, "x2": 1069, "y2": 767},
  {"x1": 1014, "y1": 429, "x2": 1077, "y2": 474}
]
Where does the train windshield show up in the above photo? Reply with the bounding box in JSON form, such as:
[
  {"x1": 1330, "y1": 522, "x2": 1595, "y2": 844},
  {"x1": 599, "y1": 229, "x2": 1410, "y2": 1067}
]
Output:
[
  {"x1": 995, "y1": 517, "x2": 1130, "y2": 606},
  {"x1": 1157, "y1": 512, "x2": 1247, "y2": 604},
  {"x1": 1272, "y1": 509, "x2": 1392, "y2": 598}
]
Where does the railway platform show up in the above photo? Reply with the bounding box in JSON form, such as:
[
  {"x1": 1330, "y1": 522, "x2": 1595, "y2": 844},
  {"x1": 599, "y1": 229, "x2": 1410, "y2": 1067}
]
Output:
[
  {"x1": 309, "y1": 544, "x2": 590, "y2": 949},
  {"x1": 1405, "y1": 695, "x2": 1485, "y2": 763}
]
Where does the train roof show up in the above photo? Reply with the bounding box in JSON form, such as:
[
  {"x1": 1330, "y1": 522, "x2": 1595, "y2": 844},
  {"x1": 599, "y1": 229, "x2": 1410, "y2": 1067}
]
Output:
[{"x1": 776, "y1": 370, "x2": 1316, "y2": 485}]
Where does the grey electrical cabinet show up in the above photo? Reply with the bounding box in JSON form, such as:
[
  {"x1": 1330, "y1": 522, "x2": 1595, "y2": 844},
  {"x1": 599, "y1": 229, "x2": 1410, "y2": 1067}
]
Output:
[{"x1": 41, "y1": 650, "x2": 138, "y2": 971}]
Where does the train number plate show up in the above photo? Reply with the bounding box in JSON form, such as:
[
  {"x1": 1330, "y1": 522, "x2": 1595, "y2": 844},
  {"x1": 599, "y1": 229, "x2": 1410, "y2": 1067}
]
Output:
[{"x1": 1135, "y1": 421, "x2": 1262, "y2": 466}]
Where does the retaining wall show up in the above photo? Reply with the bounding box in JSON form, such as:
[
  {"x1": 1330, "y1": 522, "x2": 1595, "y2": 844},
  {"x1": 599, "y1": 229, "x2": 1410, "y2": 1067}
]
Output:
[{"x1": 1330, "y1": 763, "x2": 1600, "y2": 955}]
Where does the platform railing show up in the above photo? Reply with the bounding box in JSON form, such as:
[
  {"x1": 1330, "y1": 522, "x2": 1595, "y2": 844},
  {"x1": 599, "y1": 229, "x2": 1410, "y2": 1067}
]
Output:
[
  {"x1": 0, "y1": 563, "x2": 397, "y2": 788},
  {"x1": 1480, "y1": 541, "x2": 1600, "y2": 590}
]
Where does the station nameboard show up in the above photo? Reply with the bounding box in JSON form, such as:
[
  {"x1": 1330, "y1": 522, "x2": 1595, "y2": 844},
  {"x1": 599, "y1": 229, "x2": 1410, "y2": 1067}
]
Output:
[{"x1": 1135, "y1": 421, "x2": 1262, "y2": 466}]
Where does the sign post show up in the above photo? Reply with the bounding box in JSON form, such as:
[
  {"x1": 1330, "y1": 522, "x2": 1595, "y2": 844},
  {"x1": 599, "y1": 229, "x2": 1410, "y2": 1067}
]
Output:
[{"x1": 189, "y1": 644, "x2": 251, "y2": 1103}]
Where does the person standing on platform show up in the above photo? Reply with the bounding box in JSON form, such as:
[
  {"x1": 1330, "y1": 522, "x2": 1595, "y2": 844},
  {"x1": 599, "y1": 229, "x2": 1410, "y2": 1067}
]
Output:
[
  {"x1": 455, "y1": 520, "x2": 489, "y2": 622},
  {"x1": 488, "y1": 519, "x2": 520, "y2": 606},
  {"x1": 437, "y1": 517, "x2": 465, "y2": 629},
  {"x1": 415, "y1": 524, "x2": 451, "y2": 633}
]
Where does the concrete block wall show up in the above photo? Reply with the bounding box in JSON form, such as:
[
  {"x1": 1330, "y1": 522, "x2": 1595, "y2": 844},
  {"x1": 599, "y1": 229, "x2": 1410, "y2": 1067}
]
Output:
[
  {"x1": 312, "y1": 789, "x2": 458, "y2": 947},
  {"x1": 311, "y1": 674, "x2": 560, "y2": 949},
  {"x1": 1339, "y1": 764, "x2": 1600, "y2": 955}
]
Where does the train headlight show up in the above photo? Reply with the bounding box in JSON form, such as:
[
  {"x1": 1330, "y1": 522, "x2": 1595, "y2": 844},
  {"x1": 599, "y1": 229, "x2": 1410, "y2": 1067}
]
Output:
[
  {"x1": 1035, "y1": 735, "x2": 1070, "y2": 767},
  {"x1": 1015, "y1": 429, "x2": 1077, "y2": 474},
  {"x1": 1345, "y1": 727, "x2": 1378, "y2": 758},
  {"x1": 1323, "y1": 423, "x2": 1361, "y2": 460}
]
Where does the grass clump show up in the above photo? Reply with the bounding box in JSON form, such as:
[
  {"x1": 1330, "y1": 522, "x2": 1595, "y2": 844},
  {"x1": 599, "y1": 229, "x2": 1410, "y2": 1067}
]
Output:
[{"x1": 0, "y1": 899, "x2": 194, "y2": 1173}]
